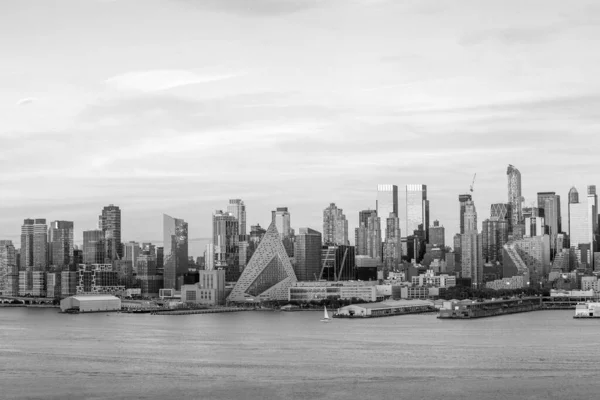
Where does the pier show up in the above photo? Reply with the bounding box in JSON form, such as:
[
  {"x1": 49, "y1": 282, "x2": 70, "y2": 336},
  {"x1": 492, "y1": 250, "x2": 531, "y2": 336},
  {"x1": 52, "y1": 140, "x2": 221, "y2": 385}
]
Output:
[
  {"x1": 151, "y1": 307, "x2": 250, "y2": 316},
  {"x1": 438, "y1": 297, "x2": 543, "y2": 319}
]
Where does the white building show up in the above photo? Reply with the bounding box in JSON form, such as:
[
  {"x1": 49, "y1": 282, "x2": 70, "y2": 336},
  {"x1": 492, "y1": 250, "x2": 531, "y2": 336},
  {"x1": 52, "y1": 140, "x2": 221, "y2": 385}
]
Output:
[
  {"x1": 60, "y1": 295, "x2": 121, "y2": 313},
  {"x1": 289, "y1": 281, "x2": 377, "y2": 302},
  {"x1": 411, "y1": 269, "x2": 456, "y2": 288}
]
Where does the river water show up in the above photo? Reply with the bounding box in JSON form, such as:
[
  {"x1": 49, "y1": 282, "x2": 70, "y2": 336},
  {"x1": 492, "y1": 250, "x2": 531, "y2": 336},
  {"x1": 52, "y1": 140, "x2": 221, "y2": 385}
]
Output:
[{"x1": 0, "y1": 308, "x2": 598, "y2": 400}]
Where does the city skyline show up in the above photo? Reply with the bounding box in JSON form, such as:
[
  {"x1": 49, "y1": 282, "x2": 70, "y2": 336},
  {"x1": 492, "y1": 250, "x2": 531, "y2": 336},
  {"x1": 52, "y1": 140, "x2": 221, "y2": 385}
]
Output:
[
  {"x1": 1, "y1": 175, "x2": 599, "y2": 257},
  {"x1": 2, "y1": 1, "x2": 600, "y2": 257}
]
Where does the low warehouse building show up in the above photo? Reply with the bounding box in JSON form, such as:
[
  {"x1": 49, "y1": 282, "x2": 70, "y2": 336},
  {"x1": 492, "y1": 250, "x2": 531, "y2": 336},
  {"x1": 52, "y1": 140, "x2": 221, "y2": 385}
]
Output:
[
  {"x1": 60, "y1": 295, "x2": 121, "y2": 313},
  {"x1": 335, "y1": 299, "x2": 434, "y2": 318}
]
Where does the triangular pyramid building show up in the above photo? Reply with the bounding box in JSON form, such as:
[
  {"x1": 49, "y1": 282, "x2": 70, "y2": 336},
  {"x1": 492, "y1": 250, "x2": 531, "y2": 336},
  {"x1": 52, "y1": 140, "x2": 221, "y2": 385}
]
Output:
[{"x1": 227, "y1": 222, "x2": 297, "y2": 302}]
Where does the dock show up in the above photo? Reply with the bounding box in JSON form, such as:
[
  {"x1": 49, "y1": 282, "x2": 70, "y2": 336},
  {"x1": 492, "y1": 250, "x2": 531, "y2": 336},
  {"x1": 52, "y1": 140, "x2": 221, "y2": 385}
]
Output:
[
  {"x1": 151, "y1": 307, "x2": 250, "y2": 316},
  {"x1": 438, "y1": 297, "x2": 542, "y2": 319}
]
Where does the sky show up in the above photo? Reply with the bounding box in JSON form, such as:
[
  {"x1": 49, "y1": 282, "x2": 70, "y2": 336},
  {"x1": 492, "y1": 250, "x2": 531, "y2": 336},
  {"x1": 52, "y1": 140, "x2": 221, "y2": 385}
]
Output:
[{"x1": 2, "y1": 0, "x2": 600, "y2": 257}]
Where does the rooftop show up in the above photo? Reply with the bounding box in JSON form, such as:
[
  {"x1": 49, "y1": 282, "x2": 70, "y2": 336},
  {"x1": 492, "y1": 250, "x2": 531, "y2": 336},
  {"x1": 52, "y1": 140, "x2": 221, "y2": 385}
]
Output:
[{"x1": 70, "y1": 295, "x2": 120, "y2": 301}]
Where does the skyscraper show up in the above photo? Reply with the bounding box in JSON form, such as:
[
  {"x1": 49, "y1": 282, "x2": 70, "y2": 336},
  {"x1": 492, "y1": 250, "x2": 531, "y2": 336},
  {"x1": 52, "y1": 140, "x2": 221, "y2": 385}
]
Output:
[
  {"x1": 20, "y1": 219, "x2": 34, "y2": 271},
  {"x1": 163, "y1": 214, "x2": 188, "y2": 290},
  {"x1": 99, "y1": 205, "x2": 122, "y2": 261},
  {"x1": 376, "y1": 185, "x2": 398, "y2": 239},
  {"x1": 227, "y1": 199, "x2": 247, "y2": 236},
  {"x1": 294, "y1": 228, "x2": 322, "y2": 281},
  {"x1": 32, "y1": 219, "x2": 48, "y2": 271},
  {"x1": 212, "y1": 210, "x2": 240, "y2": 280},
  {"x1": 461, "y1": 200, "x2": 483, "y2": 287},
  {"x1": 482, "y1": 219, "x2": 509, "y2": 264},
  {"x1": 123, "y1": 241, "x2": 141, "y2": 273},
  {"x1": 568, "y1": 186, "x2": 595, "y2": 264},
  {"x1": 383, "y1": 213, "x2": 401, "y2": 270},
  {"x1": 458, "y1": 194, "x2": 472, "y2": 234},
  {"x1": 537, "y1": 192, "x2": 561, "y2": 244},
  {"x1": 49, "y1": 221, "x2": 74, "y2": 267},
  {"x1": 356, "y1": 210, "x2": 376, "y2": 256},
  {"x1": 507, "y1": 164, "x2": 523, "y2": 228},
  {"x1": 0, "y1": 240, "x2": 19, "y2": 296},
  {"x1": 429, "y1": 220, "x2": 445, "y2": 247},
  {"x1": 322, "y1": 203, "x2": 349, "y2": 246},
  {"x1": 83, "y1": 230, "x2": 105, "y2": 264},
  {"x1": 272, "y1": 207, "x2": 291, "y2": 238},
  {"x1": 406, "y1": 184, "x2": 429, "y2": 240},
  {"x1": 367, "y1": 213, "x2": 382, "y2": 260}
]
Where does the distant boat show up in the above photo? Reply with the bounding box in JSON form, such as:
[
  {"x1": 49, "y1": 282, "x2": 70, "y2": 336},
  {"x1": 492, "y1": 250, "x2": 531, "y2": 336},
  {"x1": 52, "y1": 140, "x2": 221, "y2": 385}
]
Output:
[{"x1": 320, "y1": 306, "x2": 331, "y2": 322}]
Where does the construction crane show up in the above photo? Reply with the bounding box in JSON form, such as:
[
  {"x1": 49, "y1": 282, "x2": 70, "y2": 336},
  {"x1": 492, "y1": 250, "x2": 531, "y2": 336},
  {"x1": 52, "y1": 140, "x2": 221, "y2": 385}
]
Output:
[{"x1": 469, "y1": 173, "x2": 477, "y2": 193}]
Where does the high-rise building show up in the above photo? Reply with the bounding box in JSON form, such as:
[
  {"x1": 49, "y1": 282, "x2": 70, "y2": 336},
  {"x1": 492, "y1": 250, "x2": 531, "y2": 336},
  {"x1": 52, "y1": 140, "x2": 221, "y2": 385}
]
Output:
[
  {"x1": 429, "y1": 220, "x2": 445, "y2": 247},
  {"x1": 163, "y1": 214, "x2": 188, "y2": 290},
  {"x1": 322, "y1": 203, "x2": 349, "y2": 246},
  {"x1": 272, "y1": 207, "x2": 291, "y2": 238},
  {"x1": 463, "y1": 201, "x2": 477, "y2": 232},
  {"x1": 507, "y1": 164, "x2": 523, "y2": 228},
  {"x1": 460, "y1": 200, "x2": 483, "y2": 287},
  {"x1": 482, "y1": 219, "x2": 509, "y2": 264},
  {"x1": 367, "y1": 213, "x2": 382, "y2": 260},
  {"x1": 525, "y1": 217, "x2": 545, "y2": 237},
  {"x1": 537, "y1": 192, "x2": 561, "y2": 253},
  {"x1": 356, "y1": 210, "x2": 376, "y2": 256},
  {"x1": 99, "y1": 205, "x2": 122, "y2": 261},
  {"x1": 227, "y1": 199, "x2": 247, "y2": 236},
  {"x1": 376, "y1": 185, "x2": 398, "y2": 239},
  {"x1": 0, "y1": 240, "x2": 19, "y2": 296},
  {"x1": 31, "y1": 219, "x2": 48, "y2": 272},
  {"x1": 568, "y1": 187, "x2": 596, "y2": 257},
  {"x1": 458, "y1": 194, "x2": 472, "y2": 234},
  {"x1": 406, "y1": 184, "x2": 429, "y2": 241},
  {"x1": 83, "y1": 230, "x2": 105, "y2": 264},
  {"x1": 294, "y1": 228, "x2": 322, "y2": 281},
  {"x1": 383, "y1": 213, "x2": 402, "y2": 271},
  {"x1": 212, "y1": 210, "x2": 240, "y2": 281},
  {"x1": 123, "y1": 241, "x2": 141, "y2": 273},
  {"x1": 20, "y1": 219, "x2": 36, "y2": 274},
  {"x1": 49, "y1": 221, "x2": 74, "y2": 267}
]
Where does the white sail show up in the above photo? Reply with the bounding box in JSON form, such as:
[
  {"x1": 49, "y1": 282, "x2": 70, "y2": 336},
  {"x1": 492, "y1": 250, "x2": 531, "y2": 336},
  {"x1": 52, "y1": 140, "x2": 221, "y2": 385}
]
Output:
[{"x1": 323, "y1": 306, "x2": 329, "y2": 319}]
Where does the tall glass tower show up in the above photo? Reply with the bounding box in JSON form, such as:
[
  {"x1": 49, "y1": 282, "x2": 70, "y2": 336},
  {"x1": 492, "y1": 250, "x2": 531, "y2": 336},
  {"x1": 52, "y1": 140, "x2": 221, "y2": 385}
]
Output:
[
  {"x1": 376, "y1": 185, "x2": 398, "y2": 240},
  {"x1": 49, "y1": 221, "x2": 74, "y2": 267},
  {"x1": 406, "y1": 184, "x2": 429, "y2": 240},
  {"x1": 99, "y1": 205, "x2": 122, "y2": 261},
  {"x1": 163, "y1": 214, "x2": 188, "y2": 290},
  {"x1": 227, "y1": 199, "x2": 247, "y2": 236}
]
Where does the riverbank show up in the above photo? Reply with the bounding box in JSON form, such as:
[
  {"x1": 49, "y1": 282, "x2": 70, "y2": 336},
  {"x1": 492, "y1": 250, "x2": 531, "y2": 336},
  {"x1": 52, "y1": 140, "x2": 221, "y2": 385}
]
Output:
[{"x1": 0, "y1": 303, "x2": 58, "y2": 308}]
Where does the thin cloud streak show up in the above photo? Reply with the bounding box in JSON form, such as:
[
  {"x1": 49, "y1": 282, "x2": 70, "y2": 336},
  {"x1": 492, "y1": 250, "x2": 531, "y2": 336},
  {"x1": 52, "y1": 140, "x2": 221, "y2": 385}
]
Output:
[{"x1": 105, "y1": 70, "x2": 244, "y2": 92}]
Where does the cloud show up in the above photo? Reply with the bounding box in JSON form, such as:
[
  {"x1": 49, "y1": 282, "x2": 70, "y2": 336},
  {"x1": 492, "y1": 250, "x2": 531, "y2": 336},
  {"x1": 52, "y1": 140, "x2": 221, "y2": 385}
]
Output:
[
  {"x1": 15, "y1": 97, "x2": 36, "y2": 106},
  {"x1": 180, "y1": 0, "x2": 323, "y2": 16},
  {"x1": 105, "y1": 70, "x2": 242, "y2": 92}
]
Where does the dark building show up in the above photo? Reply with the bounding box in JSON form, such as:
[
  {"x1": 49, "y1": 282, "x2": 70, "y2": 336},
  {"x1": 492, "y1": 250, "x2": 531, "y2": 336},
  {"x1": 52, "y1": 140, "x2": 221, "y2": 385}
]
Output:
[
  {"x1": 429, "y1": 220, "x2": 445, "y2": 247},
  {"x1": 156, "y1": 247, "x2": 164, "y2": 274},
  {"x1": 320, "y1": 245, "x2": 356, "y2": 281},
  {"x1": 48, "y1": 221, "x2": 74, "y2": 267},
  {"x1": 482, "y1": 219, "x2": 509, "y2": 264},
  {"x1": 294, "y1": 228, "x2": 322, "y2": 281},
  {"x1": 163, "y1": 214, "x2": 188, "y2": 290}
]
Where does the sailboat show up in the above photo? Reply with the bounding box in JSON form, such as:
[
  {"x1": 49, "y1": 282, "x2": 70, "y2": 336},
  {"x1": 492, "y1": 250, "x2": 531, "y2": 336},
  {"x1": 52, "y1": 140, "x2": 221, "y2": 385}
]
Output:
[{"x1": 320, "y1": 306, "x2": 331, "y2": 322}]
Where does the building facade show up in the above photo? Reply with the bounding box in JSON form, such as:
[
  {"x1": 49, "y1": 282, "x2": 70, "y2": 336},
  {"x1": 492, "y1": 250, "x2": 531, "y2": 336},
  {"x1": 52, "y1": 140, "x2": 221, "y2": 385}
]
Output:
[
  {"x1": 227, "y1": 199, "x2": 247, "y2": 236},
  {"x1": 227, "y1": 222, "x2": 297, "y2": 302},
  {"x1": 48, "y1": 221, "x2": 74, "y2": 267},
  {"x1": 406, "y1": 184, "x2": 429, "y2": 241},
  {"x1": 99, "y1": 205, "x2": 122, "y2": 261},
  {"x1": 507, "y1": 164, "x2": 523, "y2": 229},
  {"x1": 83, "y1": 230, "x2": 105, "y2": 264},
  {"x1": 212, "y1": 210, "x2": 240, "y2": 281},
  {"x1": 322, "y1": 203, "x2": 349, "y2": 246},
  {"x1": 377, "y1": 184, "x2": 398, "y2": 240},
  {"x1": 163, "y1": 214, "x2": 188, "y2": 290},
  {"x1": 293, "y1": 228, "x2": 322, "y2": 281},
  {"x1": 0, "y1": 241, "x2": 18, "y2": 296}
]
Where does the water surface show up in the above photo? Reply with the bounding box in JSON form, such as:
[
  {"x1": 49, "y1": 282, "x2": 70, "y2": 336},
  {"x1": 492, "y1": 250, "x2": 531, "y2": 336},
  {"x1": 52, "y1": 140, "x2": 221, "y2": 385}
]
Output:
[{"x1": 1, "y1": 308, "x2": 597, "y2": 399}]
